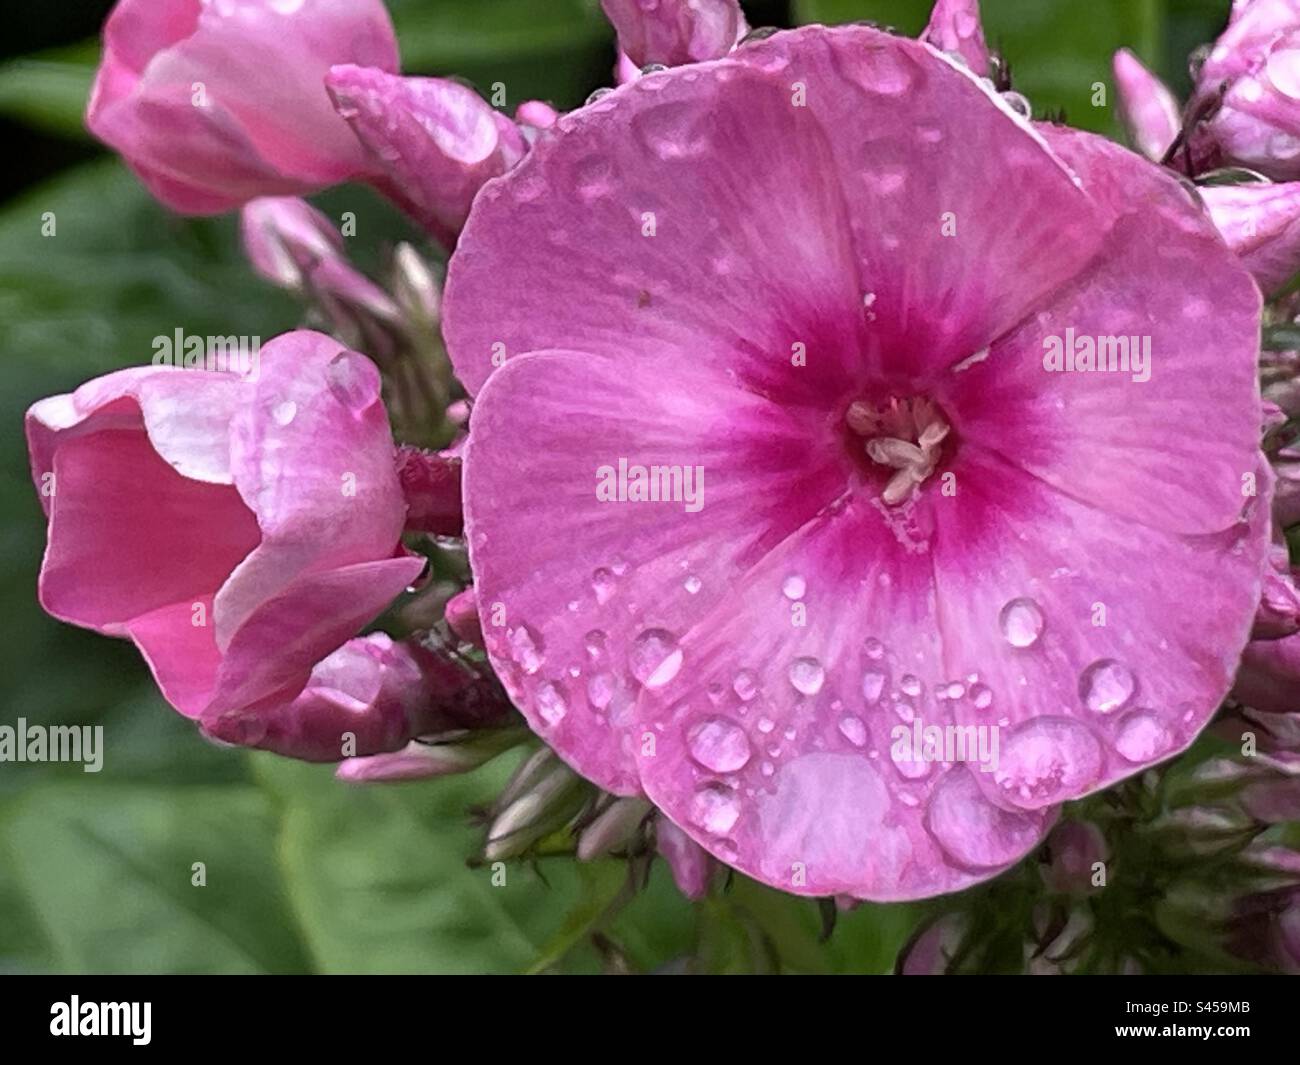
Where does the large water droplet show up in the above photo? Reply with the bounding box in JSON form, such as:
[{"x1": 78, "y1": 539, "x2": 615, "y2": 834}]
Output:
[
  {"x1": 326, "y1": 350, "x2": 378, "y2": 413},
  {"x1": 687, "y1": 716, "x2": 752, "y2": 773},
  {"x1": 992, "y1": 717, "x2": 1103, "y2": 809},
  {"x1": 788, "y1": 656, "x2": 825, "y2": 696},
  {"x1": 683, "y1": 575, "x2": 702, "y2": 595},
  {"x1": 1079, "y1": 659, "x2": 1136, "y2": 714},
  {"x1": 999, "y1": 597, "x2": 1044, "y2": 648},
  {"x1": 629, "y1": 629, "x2": 683, "y2": 688},
  {"x1": 689, "y1": 784, "x2": 740, "y2": 835},
  {"x1": 782, "y1": 574, "x2": 806, "y2": 600},
  {"x1": 534, "y1": 681, "x2": 567, "y2": 726},
  {"x1": 1114, "y1": 710, "x2": 1175, "y2": 763}
]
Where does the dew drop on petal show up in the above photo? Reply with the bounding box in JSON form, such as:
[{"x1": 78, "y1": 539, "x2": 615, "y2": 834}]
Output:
[
  {"x1": 862, "y1": 670, "x2": 887, "y2": 704},
  {"x1": 506, "y1": 625, "x2": 543, "y2": 674},
  {"x1": 999, "y1": 597, "x2": 1044, "y2": 648},
  {"x1": 629, "y1": 628, "x2": 683, "y2": 688},
  {"x1": 781, "y1": 574, "x2": 806, "y2": 600},
  {"x1": 992, "y1": 717, "x2": 1103, "y2": 809},
  {"x1": 687, "y1": 716, "x2": 752, "y2": 773},
  {"x1": 864, "y1": 637, "x2": 885, "y2": 659},
  {"x1": 683, "y1": 575, "x2": 702, "y2": 595},
  {"x1": 272, "y1": 400, "x2": 297, "y2": 426},
  {"x1": 1115, "y1": 710, "x2": 1175, "y2": 763},
  {"x1": 1079, "y1": 659, "x2": 1136, "y2": 714},
  {"x1": 969, "y1": 682, "x2": 994, "y2": 710},
  {"x1": 591, "y1": 567, "x2": 617, "y2": 605},
  {"x1": 838, "y1": 715, "x2": 868, "y2": 747},
  {"x1": 534, "y1": 681, "x2": 567, "y2": 725},
  {"x1": 756, "y1": 716, "x2": 775, "y2": 734},
  {"x1": 733, "y1": 669, "x2": 759, "y2": 701},
  {"x1": 583, "y1": 629, "x2": 607, "y2": 659},
  {"x1": 788, "y1": 656, "x2": 826, "y2": 696},
  {"x1": 586, "y1": 672, "x2": 615, "y2": 711},
  {"x1": 326, "y1": 350, "x2": 379, "y2": 413},
  {"x1": 900, "y1": 674, "x2": 922, "y2": 697},
  {"x1": 690, "y1": 784, "x2": 741, "y2": 835}
]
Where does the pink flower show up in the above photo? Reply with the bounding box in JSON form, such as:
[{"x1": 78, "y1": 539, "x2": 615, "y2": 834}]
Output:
[
  {"x1": 205, "y1": 633, "x2": 492, "y2": 761},
  {"x1": 921, "y1": 0, "x2": 990, "y2": 77},
  {"x1": 1187, "y1": 0, "x2": 1300, "y2": 179},
  {"x1": 600, "y1": 0, "x2": 745, "y2": 68},
  {"x1": 1113, "y1": 48, "x2": 1181, "y2": 162},
  {"x1": 443, "y1": 27, "x2": 1269, "y2": 900},
  {"x1": 87, "y1": 0, "x2": 399, "y2": 214},
  {"x1": 326, "y1": 65, "x2": 528, "y2": 248},
  {"x1": 26, "y1": 330, "x2": 424, "y2": 744},
  {"x1": 1201, "y1": 180, "x2": 1300, "y2": 294}
]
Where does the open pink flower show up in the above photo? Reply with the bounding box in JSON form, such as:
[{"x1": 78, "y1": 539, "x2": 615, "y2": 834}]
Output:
[
  {"x1": 26, "y1": 330, "x2": 424, "y2": 740},
  {"x1": 87, "y1": 0, "x2": 398, "y2": 213},
  {"x1": 443, "y1": 26, "x2": 1269, "y2": 900}
]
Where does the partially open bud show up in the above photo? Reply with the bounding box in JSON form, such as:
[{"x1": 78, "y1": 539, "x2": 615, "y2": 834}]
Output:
[
  {"x1": 1040, "y1": 820, "x2": 1109, "y2": 894},
  {"x1": 444, "y1": 587, "x2": 483, "y2": 648},
  {"x1": 922, "y1": 0, "x2": 991, "y2": 78},
  {"x1": 240, "y1": 196, "x2": 346, "y2": 289},
  {"x1": 655, "y1": 817, "x2": 715, "y2": 900},
  {"x1": 396, "y1": 445, "x2": 463, "y2": 536},
  {"x1": 600, "y1": 0, "x2": 744, "y2": 68},
  {"x1": 1254, "y1": 541, "x2": 1300, "y2": 638},
  {"x1": 484, "y1": 760, "x2": 589, "y2": 860},
  {"x1": 1113, "y1": 48, "x2": 1181, "y2": 162},
  {"x1": 576, "y1": 797, "x2": 652, "y2": 860},
  {"x1": 336, "y1": 727, "x2": 525, "y2": 782}
]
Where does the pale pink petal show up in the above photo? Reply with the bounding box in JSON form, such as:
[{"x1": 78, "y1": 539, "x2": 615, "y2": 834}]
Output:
[
  {"x1": 600, "y1": 0, "x2": 743, "y2": 67},
  {"x1": 1202, "y1": 181, "x2": 1300, "y2": 295},
  {"x1": 1113, "y1": 48, "x2": 1181, "y2": 162},
  {"x1": 921, "y1": 0, "x2": 991, "y2": 76}
]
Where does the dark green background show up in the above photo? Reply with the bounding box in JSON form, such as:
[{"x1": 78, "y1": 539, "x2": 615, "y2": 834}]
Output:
[{"x1": 0, "y1": 0, "x2": 1232, "y2": 973}]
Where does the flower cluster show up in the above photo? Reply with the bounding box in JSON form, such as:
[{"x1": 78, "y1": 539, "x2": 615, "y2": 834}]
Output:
[{"x1": 23, "y1": 0, "x2": 1300, "y2": 961}]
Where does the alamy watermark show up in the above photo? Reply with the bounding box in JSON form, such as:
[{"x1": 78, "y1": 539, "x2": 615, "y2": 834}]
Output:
[
  {"x1": 0, "y1": 719, "x2": 103, "y2": 772},
  {"x1": 152, "y1": 328, "x2": 261, "y2": 378},
  {"x1": 596, "y1": 458, "x2": 705, "y2": 513},
  {"x1": 1042, "y1": 328, "x2": 1151, "y2": 383},
  {"x1": 891, "y1": 718, "x2": 999, "y2": 772}
]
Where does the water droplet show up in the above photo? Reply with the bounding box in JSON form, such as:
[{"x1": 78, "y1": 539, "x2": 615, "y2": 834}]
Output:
[
  {"x1": 760, "y1": 760, "x2": 775, "y2": 777},
  {"x1": 326, "y1": 351, "x2": 378, "y2": 413},
  {"x1": 629, "y1": 628, "x2": 683, "y2": 688},
  {"x1": 690, "y1": 784, "x2": 740, "y2": 835},
  {"x1": 1267, "y1": 48, "x2": 1300, "y2": 100},
  {"x1": 733, "y1": 669, "x2": 758, "y2": 701},
  {"x1": 591, "y1": 568, "x2": 616, "y2": 605},
  {"x1": 534, "y1": 681, "x2": 567, "y2": 726},
  {"x1": 788, "y1": 656, "x2": 825, "y2": 696},
  {"x1": 969, "y1": 682, "x2": 993, "y2": 710},
  {"x1": 862, "y1": 670, "x2": 887, "y2": 704},
  {"x1": 900, "y1": 674, "x2": 922, "y2": 697},
  {"x1": 756, "y1": 716, "x2": 775, "y2": 734},
  {"x1": 506, "y1": 625, "x2": 543, "y2": 674},
  {"x1": 943, "y1": 681, "x2": 965, "y2": 700},
  {"x1": 272, "y1": 400, "x2": 297, "y2": 426},
  {"x1": 586, "y1": 672, "x2": 615, "y2": 711},
  {"x1": 999, "y1": 597, "x2": 1044, "y2": 648},
  {"x1": 864, "y1": 638, "x2": 885, "y2": 659},
  {"x1": 1115, "y1": 710, "x2": 1175, "y2": 763},
  {"x1": 683, "y1": 575, "x2": 702, "y2": 595},
  {"x1": 781, "y1": 574, "x2": 806, "y2": 600},
  {"x1": 992, "y1": 717, "x2": 1103, "y2": 808},
  {"x1": 1079, "y1": 659, "x2": 1136, "y2": 714},
  {"x1": 838, "y1": 715, "x2": 868, "y2": 747},
  {"x1": 583, "y1": 629, "x2": 607, "y2": 659},
  {"x1": 584, "y1": 86, "x2": 614, "y2": 106},
  {"x1": 687, "y1": 716, "x2": 752, "y2": 773}
]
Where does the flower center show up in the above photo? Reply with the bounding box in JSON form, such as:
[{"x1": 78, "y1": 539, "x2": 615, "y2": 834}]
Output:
[{"x1": 846, "y1": 396, "x2": 950, "y2": 506}]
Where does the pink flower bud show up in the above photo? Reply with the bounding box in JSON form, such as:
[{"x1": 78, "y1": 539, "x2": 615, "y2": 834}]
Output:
[
  {"x1": 1201, "y1": 180, "x2": 1300, "y2": 293},
  {"x1": 1255, "y1": 541, "x2": 1300, "y2": 638},
  {"x1": 326, "y1": 65, "x2": 527, "y2": 248},
  {"x1": 600, "y1": 0, "x2": 745, "y2": 67},
  {"x1": 655, "y1": 817, "x2": 715, "y2": 900},
  {"x1": 1040, "y1": 820, "x2": 1109, "y2": 894},
  {"x1": 26, "y1": 331, "x2": 423, "y2": 737},
  {"x1": 87, "y1": 0, "x2": 398, "y2": 213},
  {"x1": 922, "y1": 0, "x2": 991, "y2": 77},
  {"x1": 1188, "y1": 0, "x2": 1300, "y2": 178},
  {"x1": 445, "y1": 587, "x2": 483, "y2": 648},
  {"x1": 1113, "y1": 48, "x2": 1181, "y2": 162},
  {"x1": 395, "y1": 445, "x2": 463, "y2": 536},
  {"x1": 240, "y1": 196, "x2": 345, "y2": 288}
]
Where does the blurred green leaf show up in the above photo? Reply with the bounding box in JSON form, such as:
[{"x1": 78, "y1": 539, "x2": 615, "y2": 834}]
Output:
[
  {"x1": 5, "y1": 782, "x2": 312, "y2": 973},
  {"x1": 0, "y1": 42, "x2": 96, "y2": 139}
]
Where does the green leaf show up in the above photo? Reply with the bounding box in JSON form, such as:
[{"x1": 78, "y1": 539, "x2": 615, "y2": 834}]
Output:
[
  {"x1": 0, "y1": 42, "x2": 97, "y2": 139},
  {"x1": 255, "y1": 754, "x2": 596, "y2": 974},
  {"x1": 4, "y1": 782, "x2": 311, "y2": 974}
]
